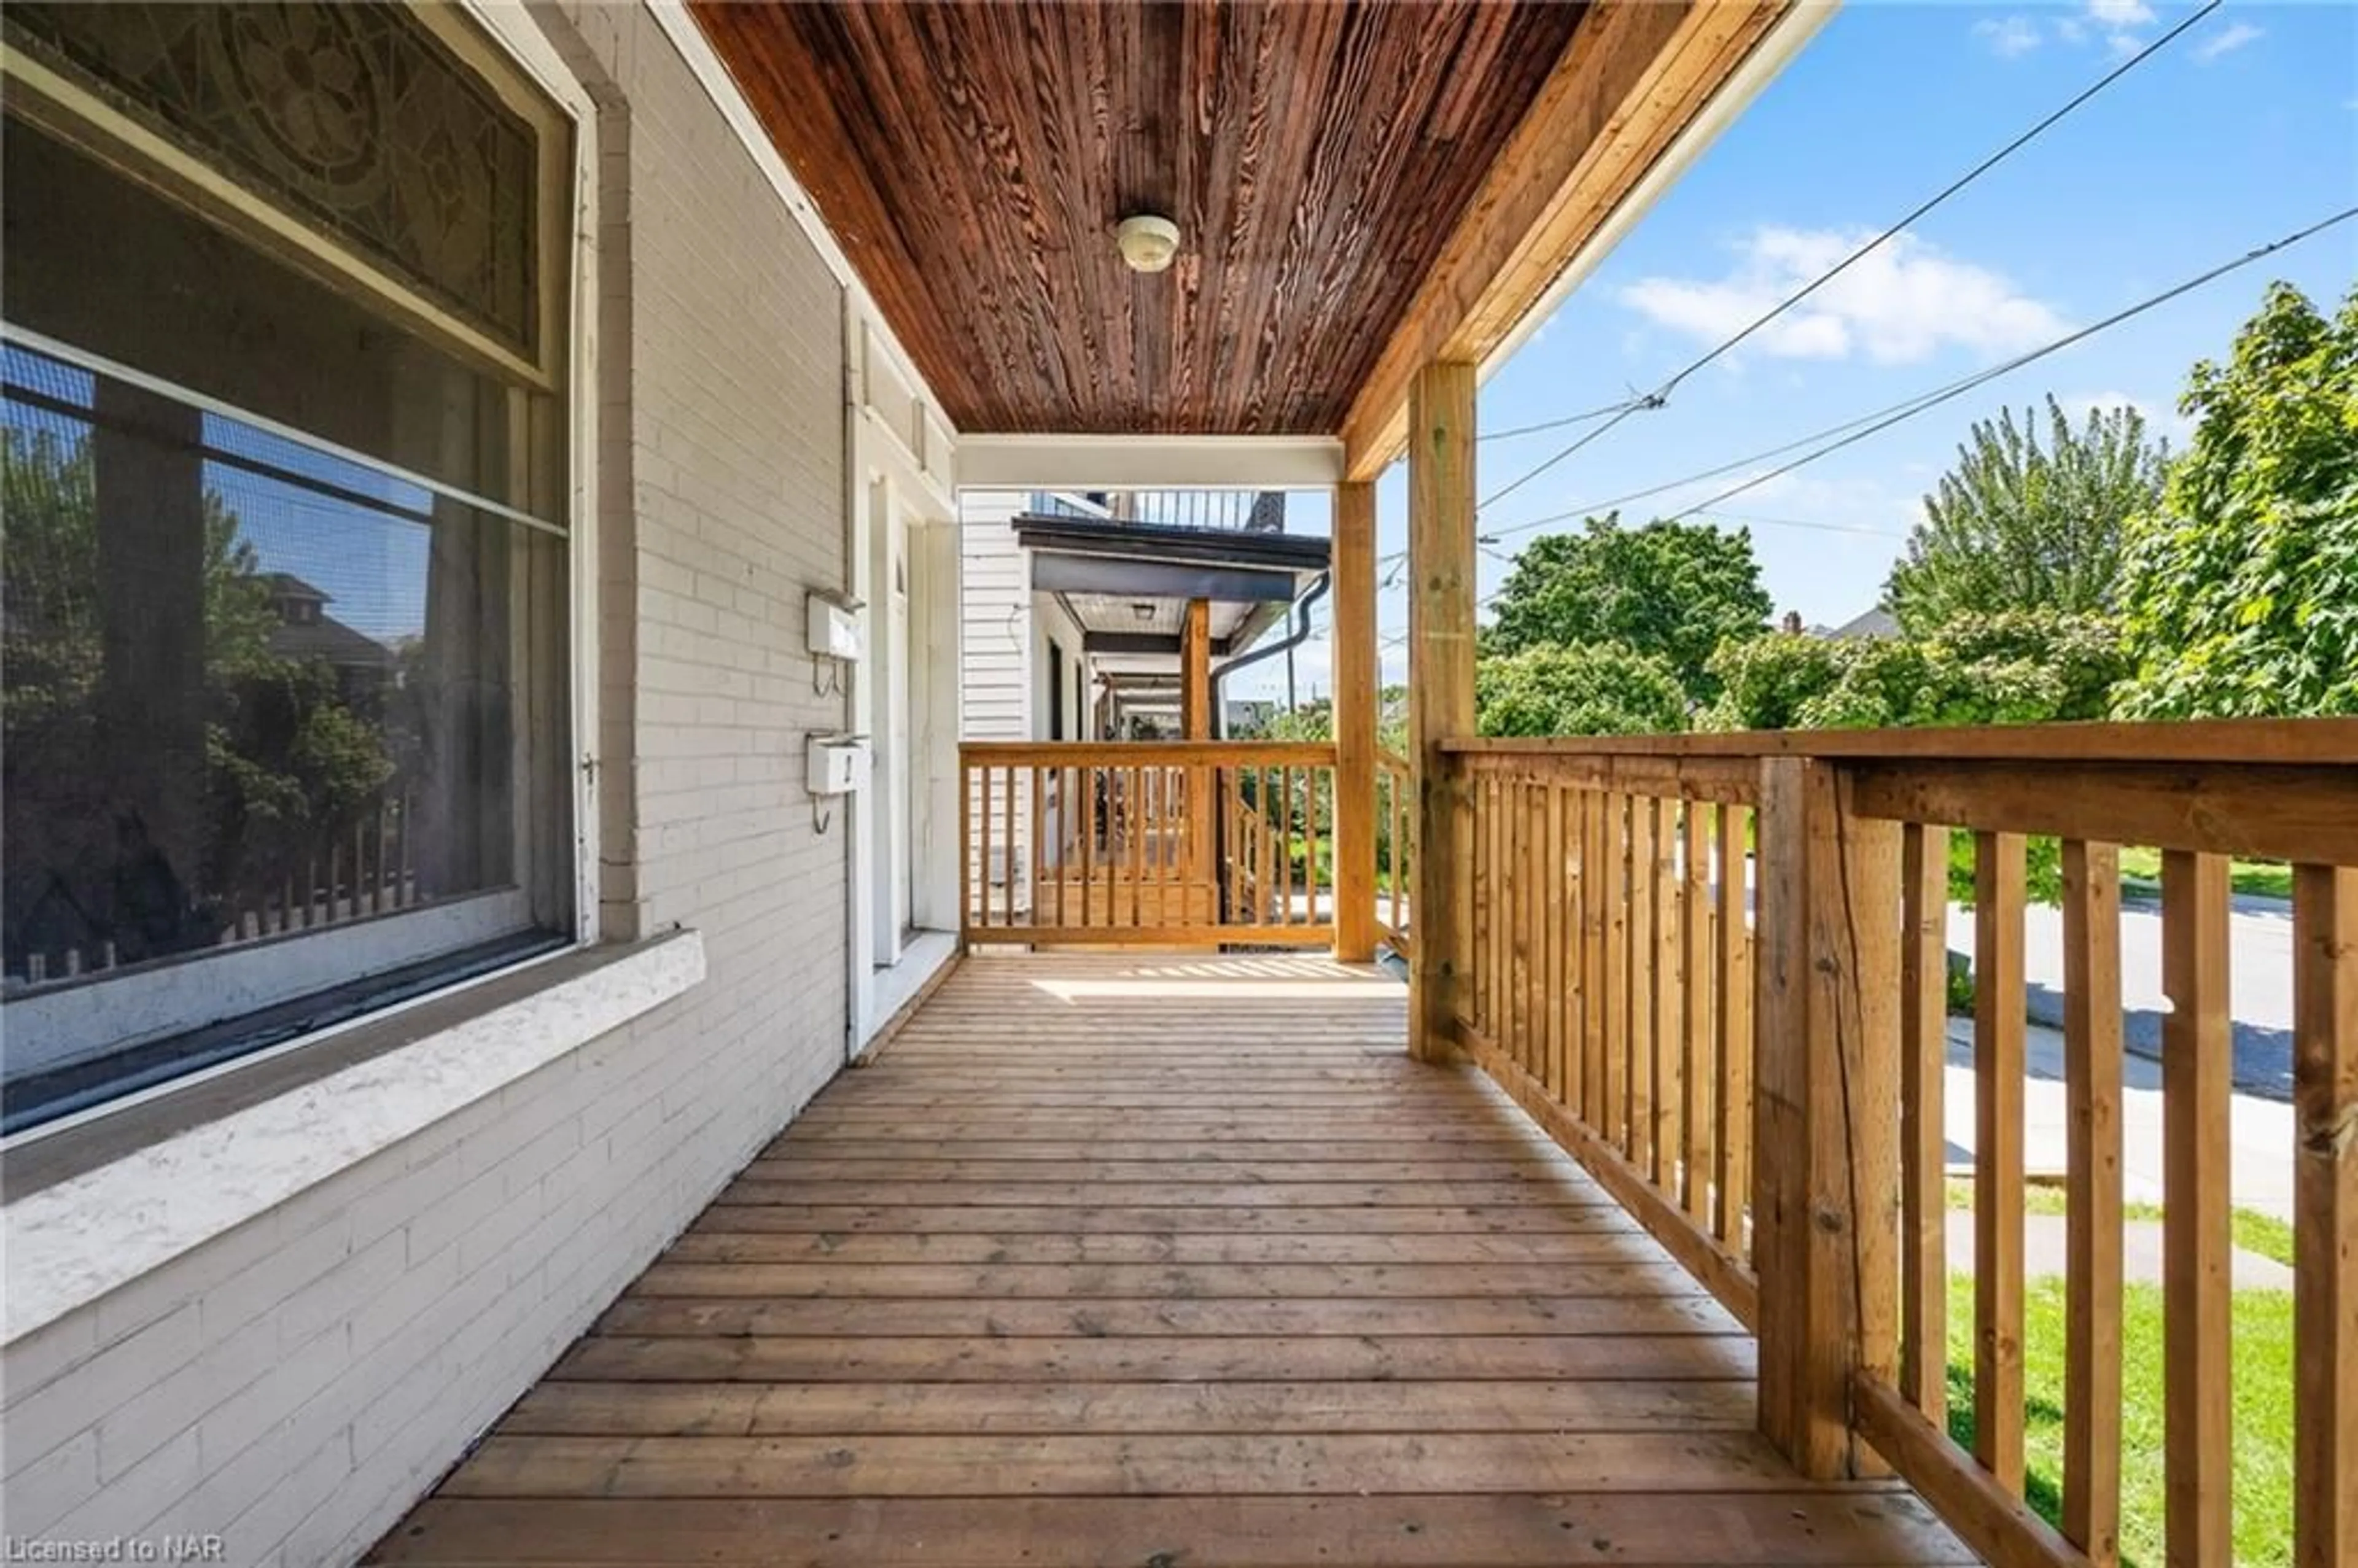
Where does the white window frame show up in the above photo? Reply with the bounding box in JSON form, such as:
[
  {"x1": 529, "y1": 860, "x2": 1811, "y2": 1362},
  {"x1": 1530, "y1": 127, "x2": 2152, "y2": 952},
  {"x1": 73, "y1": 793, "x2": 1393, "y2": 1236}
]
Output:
[{"x1": 0, "y1": 0, "x2": 602, "y2": 1142}]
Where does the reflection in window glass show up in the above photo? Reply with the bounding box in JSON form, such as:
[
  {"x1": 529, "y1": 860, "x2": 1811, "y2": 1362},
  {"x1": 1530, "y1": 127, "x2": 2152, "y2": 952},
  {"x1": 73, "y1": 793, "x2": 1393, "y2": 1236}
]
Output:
[{"x1": 3, "y1": 342, "x2": 570, "y2": 1126}]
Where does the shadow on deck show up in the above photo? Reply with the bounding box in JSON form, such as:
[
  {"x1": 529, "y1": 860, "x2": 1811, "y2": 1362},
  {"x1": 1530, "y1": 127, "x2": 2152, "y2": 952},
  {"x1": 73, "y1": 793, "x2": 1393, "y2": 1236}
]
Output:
[{"x1": 369, "y1": 953, "x2": 1969, "y2": 1566}]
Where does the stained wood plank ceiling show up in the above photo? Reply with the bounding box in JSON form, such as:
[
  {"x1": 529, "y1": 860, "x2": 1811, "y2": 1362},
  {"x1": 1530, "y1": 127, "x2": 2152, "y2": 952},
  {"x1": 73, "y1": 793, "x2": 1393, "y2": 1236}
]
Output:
[{"x1": 691, "y1": 1, "x2": 1590, "y2": 434}]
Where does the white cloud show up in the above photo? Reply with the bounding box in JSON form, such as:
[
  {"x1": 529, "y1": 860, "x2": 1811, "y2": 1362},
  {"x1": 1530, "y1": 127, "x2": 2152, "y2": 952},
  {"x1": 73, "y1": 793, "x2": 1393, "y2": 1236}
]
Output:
[
  {"x1": 1974, "y1": 15, "x2": 2042, "y2": 57},
  {"x1": 2192, "y1": 21, "x2": 2263, "y2": 61},
  {"x1": 2058, "y1": 390, "x2": 2192, "y2": 443},
  {"x1": 1618, "y1": 227, "x2": 2069, "y2": 367},
  {"x1": 2086, "y1": 0, "x2": 2154, "y2": 26}
]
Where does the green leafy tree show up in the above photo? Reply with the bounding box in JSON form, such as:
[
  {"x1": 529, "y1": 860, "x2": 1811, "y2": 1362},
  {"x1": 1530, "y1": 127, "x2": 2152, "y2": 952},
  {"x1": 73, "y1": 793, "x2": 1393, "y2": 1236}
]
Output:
[
  {"x1": 1476, "y1": 641, "x2": 1688, "y2": 737},
  {"x1": 1703, "y1": 610, "x2": 2125, "y2": 732},
  {"x1": 1702, "y1": 610, "x2": 2126, "y2": 901},
  {"x1": 1886, "y1": 394, "x2": 2166, "y2": 633},
  {"x1": 1484, "y1": 516, "x2": 1771, "y2": 703},
  {"x1": 2112, "y1": 281, "x2": 2358, "y2": 718}
]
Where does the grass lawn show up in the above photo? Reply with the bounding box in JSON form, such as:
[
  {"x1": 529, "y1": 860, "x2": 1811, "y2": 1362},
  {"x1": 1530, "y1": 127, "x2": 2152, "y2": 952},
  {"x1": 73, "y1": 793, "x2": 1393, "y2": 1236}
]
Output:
[
  {"x1": 1939, "y1": 1276, "x2": 2294, "y2": 1566},
  {"x1": 2117, "y1": 846, "x2": 2293, "y2": 901}
]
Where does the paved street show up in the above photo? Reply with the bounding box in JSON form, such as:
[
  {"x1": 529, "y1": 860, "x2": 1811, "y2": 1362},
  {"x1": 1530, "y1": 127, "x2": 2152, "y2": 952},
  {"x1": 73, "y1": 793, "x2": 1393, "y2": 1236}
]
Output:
[{"x1": 1947, "y1": 891, "x2": 2295, "y2": 1099}]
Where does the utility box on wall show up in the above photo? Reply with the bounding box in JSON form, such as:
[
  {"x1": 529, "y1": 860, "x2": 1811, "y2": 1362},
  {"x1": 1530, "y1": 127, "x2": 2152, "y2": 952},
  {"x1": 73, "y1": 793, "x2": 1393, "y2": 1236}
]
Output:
[
  {"x1": 806, "y1": 732, "x2": 868, "y2": 796},
  {"x1": 806, "y1": 591, "x2": 865, "y2": 662}
]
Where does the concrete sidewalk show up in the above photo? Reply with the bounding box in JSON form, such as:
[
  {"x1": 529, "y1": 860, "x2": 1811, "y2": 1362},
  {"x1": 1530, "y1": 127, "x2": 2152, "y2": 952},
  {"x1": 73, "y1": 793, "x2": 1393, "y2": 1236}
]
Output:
[
  {"x1": 1941, "y1": 1015, "x2": 2295, "y2": 1222},
  {"x1": 1944, "y1": 1213, "x2": 2294, "y2": 1291}
]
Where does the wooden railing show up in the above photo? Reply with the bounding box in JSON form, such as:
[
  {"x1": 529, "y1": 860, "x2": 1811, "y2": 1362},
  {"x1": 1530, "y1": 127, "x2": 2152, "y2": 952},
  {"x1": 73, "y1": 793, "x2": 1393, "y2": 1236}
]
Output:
[
  {"x1": 1451, "y1": 748, "x2": 1760, "y2": 1321},
  {"x1": 1433, "y1": 721, "x2": 2357, "y2": 1568},
  {"x1": 960, "y1": 740, "x2": 1337, "y2": 947},
  {"x1": 1376, "y1": 748, "x2": 1415, "y2": 958}
]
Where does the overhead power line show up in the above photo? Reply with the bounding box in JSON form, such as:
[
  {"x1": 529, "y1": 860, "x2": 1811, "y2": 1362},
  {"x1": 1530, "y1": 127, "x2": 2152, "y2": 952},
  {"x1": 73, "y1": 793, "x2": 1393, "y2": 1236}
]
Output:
[
  {"x1": 1665, "y1": 203, "x2": 2358, "y2": 521},
  {"x1": 1473, "y1": 0, "x2": 2225, "y2": 514},
  {"x1": 1486, "y1": 201, "x2": 2358, "y2": 545},
  {"x1": 1372, "y1": 201, "x2": 2355, "y2": 640},
  {"x1": 1478, "y1": 397, "x2": 1648, "y2": 444}
]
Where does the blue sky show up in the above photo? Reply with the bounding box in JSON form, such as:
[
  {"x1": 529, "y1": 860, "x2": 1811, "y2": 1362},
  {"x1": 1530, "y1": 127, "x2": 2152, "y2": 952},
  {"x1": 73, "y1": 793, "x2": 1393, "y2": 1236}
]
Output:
[{"x1": 1231, "y1": 0, "x2": 2358, "y2": 700}]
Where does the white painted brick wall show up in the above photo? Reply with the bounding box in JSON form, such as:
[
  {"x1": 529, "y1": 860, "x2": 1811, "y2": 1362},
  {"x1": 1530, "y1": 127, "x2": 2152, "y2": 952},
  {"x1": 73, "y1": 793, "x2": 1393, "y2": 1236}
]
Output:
[{"x1": 1, "y1": 7, "x2": 854, "y2": 1564}]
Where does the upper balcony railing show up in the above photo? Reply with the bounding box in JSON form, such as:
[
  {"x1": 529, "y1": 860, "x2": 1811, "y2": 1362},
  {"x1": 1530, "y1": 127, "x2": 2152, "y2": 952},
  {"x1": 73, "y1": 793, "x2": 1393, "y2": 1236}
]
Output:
[{"x1": 1027, "y1": 489, "x2": 1288, "y2": 533}]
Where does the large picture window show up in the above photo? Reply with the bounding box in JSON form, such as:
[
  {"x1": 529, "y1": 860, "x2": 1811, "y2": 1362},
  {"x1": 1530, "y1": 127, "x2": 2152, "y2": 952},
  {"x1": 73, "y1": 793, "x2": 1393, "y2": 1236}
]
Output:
[{"x1": 2, "y1": 4, "x2": 575, "y2": 1133}]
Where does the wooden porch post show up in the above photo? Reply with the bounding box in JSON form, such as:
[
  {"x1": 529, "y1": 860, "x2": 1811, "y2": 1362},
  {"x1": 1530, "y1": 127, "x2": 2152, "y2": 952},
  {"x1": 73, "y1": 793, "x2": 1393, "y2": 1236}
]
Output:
[
  {"x1": 1179, "y1": 598, "x2": 1212, "y2": 740},
  {"x1": 1752, "y1": 758, "x2": 1902, "y2": 1478},
  {"x1": 1406, "y1": 362, "x2": 1475, "y2": 1063},
  {"x1": 1180, "y1": 597, "x2": 1213, "y2": 882},
  {"x1": 1333, "y1": 481, "x2": 1379, "y2": 963}
]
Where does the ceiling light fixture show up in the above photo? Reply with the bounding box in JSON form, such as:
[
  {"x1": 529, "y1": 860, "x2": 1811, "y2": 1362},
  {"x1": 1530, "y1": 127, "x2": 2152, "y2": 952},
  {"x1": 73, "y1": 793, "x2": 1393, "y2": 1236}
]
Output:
[
  {"x1": 1115, "y1": 213, "x2": 1181, "y2": 274},
  {"x1": 1132, "y1": 602, "x2": 1156, "y2": 622}
]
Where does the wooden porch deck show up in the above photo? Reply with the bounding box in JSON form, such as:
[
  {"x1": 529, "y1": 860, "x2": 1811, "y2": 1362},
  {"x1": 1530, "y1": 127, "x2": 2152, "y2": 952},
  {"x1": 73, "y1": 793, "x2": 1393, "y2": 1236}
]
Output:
[{"x1": 369, "y1": 953, "x2": 1969, "y2": 1567}]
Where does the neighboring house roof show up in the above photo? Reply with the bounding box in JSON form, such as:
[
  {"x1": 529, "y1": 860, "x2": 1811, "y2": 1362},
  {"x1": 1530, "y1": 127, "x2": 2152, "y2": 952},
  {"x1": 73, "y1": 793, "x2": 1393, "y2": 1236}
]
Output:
[
  {"x1": 1827, "y1": 607, "x2": 1900, "y2": 640},
  {"x1": 260, "y1": 572, "x2": 395, "y2": 670},
  {"x1": 269, "y1": 615, "x2": 395, "y2": 670}
]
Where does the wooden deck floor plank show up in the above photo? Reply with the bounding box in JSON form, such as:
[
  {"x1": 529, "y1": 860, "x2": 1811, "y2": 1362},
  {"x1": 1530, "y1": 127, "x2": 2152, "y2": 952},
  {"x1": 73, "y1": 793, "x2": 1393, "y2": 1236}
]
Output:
[
  {"x1": 625, "y1": 1260, "x2": 1705, "y2": 1299},
  {"x1": 370, "y1": 1492, "x2": 1972, "y2": 1566},
  {"x1": 550, "y1": 1333, "x2": 1757, "y2": 1384},
  {"x1": 597, "y1": 1295, "x2": 1740, "y2": 1339},
  {"x1": 445, "y1": 1429, "x2": 1830, "y2": 1499},
  {"x1": 660, "y1": 1230, "x2": 1651, "y2": 1265},
  {"x1": 711, "y1": 1181, "x2": 1615, "y2": 1209},
  {"x1": 500, "y1": 1378, "x2": 1756, "y2": 1436},
  {"x1": 686, "y1": 1204, "x2": 1638, "y2": 1235},
  {"x1": 736, "y1": 1151, "x2": 1593, "y2": 1174}
]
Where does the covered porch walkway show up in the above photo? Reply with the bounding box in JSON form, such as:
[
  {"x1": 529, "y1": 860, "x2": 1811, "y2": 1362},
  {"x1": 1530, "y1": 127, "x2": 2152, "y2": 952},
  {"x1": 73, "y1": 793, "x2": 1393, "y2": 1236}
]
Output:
[{"x1": 370, "y1": 953, "x2": 1966, "y2": 1567}]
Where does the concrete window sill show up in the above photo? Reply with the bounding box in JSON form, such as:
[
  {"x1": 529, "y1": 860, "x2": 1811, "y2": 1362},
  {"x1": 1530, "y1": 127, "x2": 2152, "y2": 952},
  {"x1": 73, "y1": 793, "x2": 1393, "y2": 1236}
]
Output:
[{"x1": 2, "y1": 930, "x2": 705, "y2": 1344}]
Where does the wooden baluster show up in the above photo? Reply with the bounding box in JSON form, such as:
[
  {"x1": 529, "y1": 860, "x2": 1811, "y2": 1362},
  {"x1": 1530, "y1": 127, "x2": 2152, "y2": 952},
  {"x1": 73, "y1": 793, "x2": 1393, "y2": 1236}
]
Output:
[
  {"x1": 2293, "y1": 863, "x2": 2356, "y2": 1568},
  {"x1": 958, "y1": 761, "x2": 974, "y2": 934},
  {"x1": 1387, "y1": 771, "x2": 1403, "y2": 941},
  {"x1": 1974, "y1": 829, "x2": 2028, "y2": 1494},
  {"x1": 1627, "y1": 796, "x2": 1656, "y2": 1171},
  {"x1": 1716, "y1": 801, "x2": 1753, "y2": 1251},
  {"x1": 1562, "y1": 787, "x2": 1585, "y2": 1112},
  {"x1": 2063, "y1": 839, "x2": 2124, "y2": 1566},
  {"x1": 978, "y1": 767, "x2": 995, "y2": 929},
  {"x1": 1028, "y1": 766, "x2": 1046, "y2": 931},
  {"x1": 1683, "y1": 802, "x2": 1713, "y2": 1221},
  {"x1": 1899, "y1": 822, "x2": 1951, "y2": 1423},
  {"x1": 1128, "y1": 765, "x2": 1143, "y2": 928},
  {"x1": 1543, "y1": 782, "x2": 1565, "y2": 1100},
  {"x1": 1602, "y1": 792, "x2": 1630, "y2": 1152},
  {"x1": 1054, "y1": 766, "x2": 1070, "y2": 930},
  {"x1": 1472, "y1": 775, "x2": 1492, "y2": 1035},
  {"x1": 1508, "y1": 780, "x2": 1530, "y2": 1069},
  {"x1": 1280, "y1": 765, "x2": 1295, "y2": 926},
  {"x1": 1086, "y1": 766, "x2": 1103, "y2": 930},
  {"x1": 1527, "y1": 780, "x2": 1545, "y2": 1082},
  {"x1": 2162, "y1": 849, "x2": 2230, "y2": 1565},
  {"x1": 1652, "y1": 796, "x2": 1683, "y2": 1191},
  {"x1": 1264, "y1": 769, "x2": 1282, "y2": 929},
  {"x1": 1305, "y1": 766, "x2": 1321, "y2": 927},
  {"x1": 1593, "y1": 787, "x2": 1613, "y2": 1131}
]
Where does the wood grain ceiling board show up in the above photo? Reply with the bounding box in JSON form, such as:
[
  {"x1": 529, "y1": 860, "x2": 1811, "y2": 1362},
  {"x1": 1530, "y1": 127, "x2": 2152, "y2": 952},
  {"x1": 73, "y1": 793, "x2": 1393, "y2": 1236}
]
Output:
[{"x1": 690, "y1": 1, "x2": 1589, "y2": 435}]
